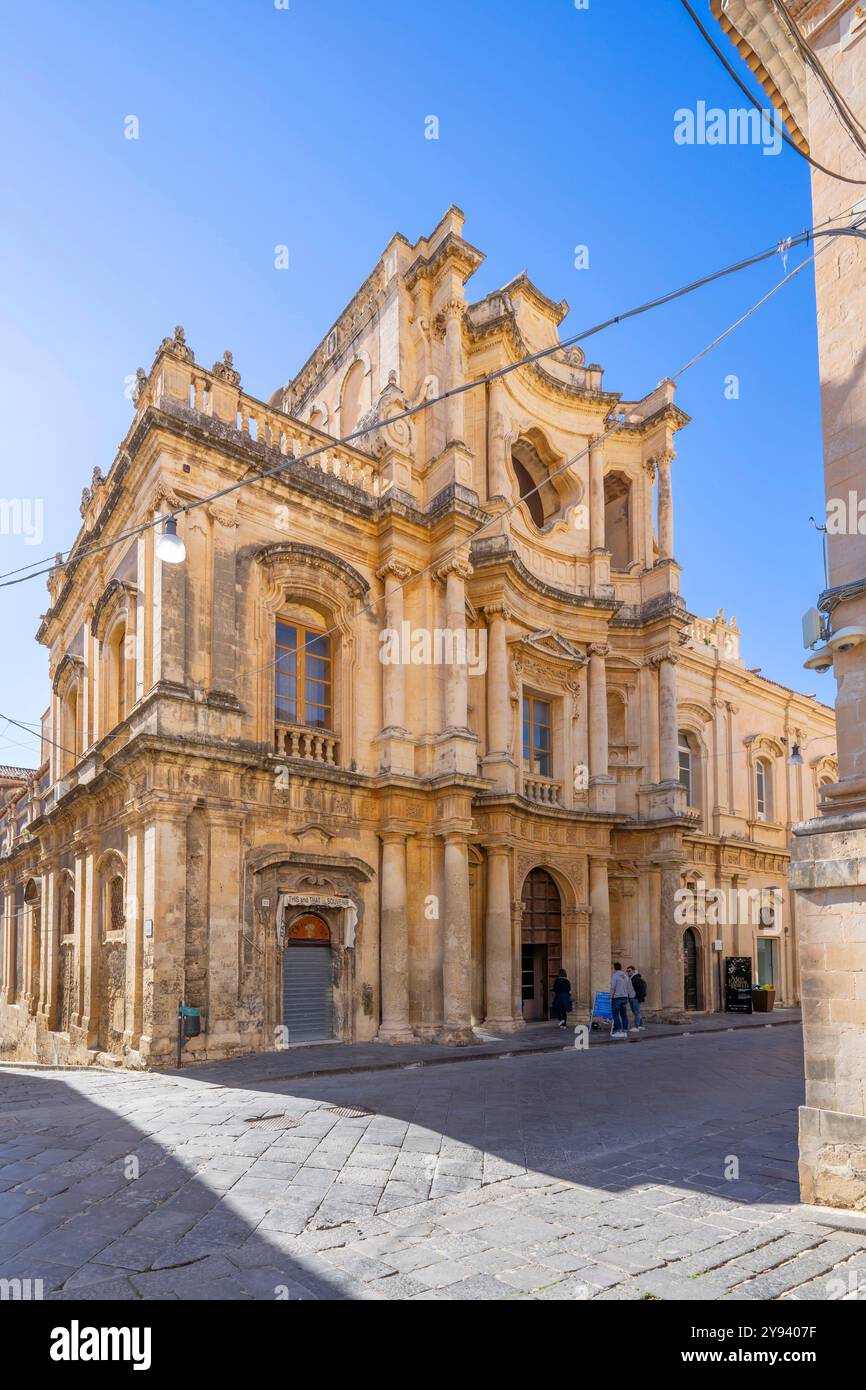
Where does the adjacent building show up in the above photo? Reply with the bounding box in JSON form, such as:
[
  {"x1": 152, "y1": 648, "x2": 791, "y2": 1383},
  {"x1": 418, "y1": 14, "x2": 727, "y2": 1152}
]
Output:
[
  {"x1": 0, "y1": 208, "x2": 835, "y2": 1066},
  {"x1": 712, "y1": 0, "x2": 866, "y2": 1208}
]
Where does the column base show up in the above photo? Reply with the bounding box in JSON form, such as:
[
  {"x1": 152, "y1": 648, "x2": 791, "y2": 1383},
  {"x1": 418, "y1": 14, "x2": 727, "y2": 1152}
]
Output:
[
  {"x1": 480, "y1": 752, "x2": 517, "y2": 792},
  {"x1": 481, "y1": 1016, "x2": 525, "y2": 1034},
  {"x1": 373, "y1": 728, "x2": 415, "y2": 776},
  {"x1": 435, "y1": 1025, "x2": 476, "y2": 1046},
  {"x1": 800, "y1": 1106, "x2": 866, "y2": 1209},
  {"x1": 376, "y1": 1025, "x2": 417, "y2": 1045},
  {"x1": 433, "y1": 729, "x2": 479, "y2": 776},
  {"x1": 589, "y1": 776, "x2": 616, "y2": 813}
]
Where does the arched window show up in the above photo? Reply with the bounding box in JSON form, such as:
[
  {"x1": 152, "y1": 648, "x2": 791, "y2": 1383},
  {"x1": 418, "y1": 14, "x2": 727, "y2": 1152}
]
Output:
[
  {"x1": 511, "y1": 436, "x2": 561, "y2": 529},
  {"x1": 604, "y1": 472, "x2": 632, "y2": 570},
  {"x1": 678, "y1": 733, "x2": 693, "y2": 804},
  {"x1": 607, "y1": 691, "x2": 627, "y2": 747},
  {"x1": 678, "y1": 730, "x2": 703, "y2": 810},
  {"x1": 755, "y1": 758, "x2": 772, "y2": 821},
  {"x1": 24, "y1": 879, "x2": 41, "y2": 1013},
  {"x1": 61, "y1": 686, "x2": 79, "y2": 775},
  {"x1": 275, "y1": 618, "x2": 332, "y2": 729},
  {"x1": 109, "y1": 622, "x2": 127, "y2": 727},
  {"x1": 340, "y1": 360, "x2": 366, "y2": 435},
  {"x1": 308, "y1": 409, "x2": 325, "y2": 433},
  {"x1": 60, "y1": 879, "x2": 75, "y2": 936},
  {"x1": 109, "y1": 874, "x2": 125, "y2": 933}
]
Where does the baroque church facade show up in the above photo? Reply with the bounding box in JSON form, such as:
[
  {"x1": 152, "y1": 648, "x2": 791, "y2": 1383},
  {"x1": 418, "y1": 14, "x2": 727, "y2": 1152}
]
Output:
[{"x1": 0, "y1": 207, "x2": 836, "y2": 1066}]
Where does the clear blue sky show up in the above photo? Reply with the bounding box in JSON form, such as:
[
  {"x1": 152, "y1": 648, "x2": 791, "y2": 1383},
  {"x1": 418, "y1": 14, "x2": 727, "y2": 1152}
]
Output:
[{"x1": 0, "y1": 0, "x2": 834, "y2": 769}]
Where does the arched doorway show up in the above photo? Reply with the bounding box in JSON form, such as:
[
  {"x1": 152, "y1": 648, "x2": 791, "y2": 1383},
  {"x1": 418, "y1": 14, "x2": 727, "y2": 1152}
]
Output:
[
  {"x1": 283, "y1": 913, "x2": 335, "y2": 1043},
  {"x1": 521, "y1": 868, "x2": 562, "y2": 1021},
  {"x1": 683, "y1": 927, "x2": 700, "y2": 1011}
]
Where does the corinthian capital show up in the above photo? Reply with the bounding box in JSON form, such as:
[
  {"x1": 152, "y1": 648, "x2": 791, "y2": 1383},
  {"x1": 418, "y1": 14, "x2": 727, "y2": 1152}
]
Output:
[
  {"x1": 588, "y1": 642, "x2": 610, "y2": 660},
  {"x1": 654, "y1": 450, "x2": 675, "y2": 471},
  {"x1": 438, "y1": 297, "x2": 466, "y2": 323}
]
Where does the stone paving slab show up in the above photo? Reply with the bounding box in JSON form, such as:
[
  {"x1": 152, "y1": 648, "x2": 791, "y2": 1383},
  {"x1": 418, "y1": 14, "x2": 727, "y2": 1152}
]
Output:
[{"x1": 2, "y1": 1020, "x2": 864, "y2": 1302}]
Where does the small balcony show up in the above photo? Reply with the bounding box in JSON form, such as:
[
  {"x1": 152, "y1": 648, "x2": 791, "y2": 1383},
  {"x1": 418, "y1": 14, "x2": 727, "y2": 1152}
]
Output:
[
  {"x1": 523, "y1": 774, "x2": 562, "y2": 807},
  {"x1": 274, "y1": 722, "x2": 340, "y2": 767}
]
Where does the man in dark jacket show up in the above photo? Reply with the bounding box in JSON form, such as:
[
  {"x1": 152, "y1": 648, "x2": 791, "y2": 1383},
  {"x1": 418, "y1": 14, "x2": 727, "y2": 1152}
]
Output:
[{"x1": 627, "y1": 966, "x2": 647, "y2": 1030}]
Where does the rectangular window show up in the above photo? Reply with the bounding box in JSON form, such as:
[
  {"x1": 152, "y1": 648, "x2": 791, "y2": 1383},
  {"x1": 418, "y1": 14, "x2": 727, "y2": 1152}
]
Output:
[
  {"x1": 678, "y1": 742, "x2": 692, "y2": 804},
  {"x1": 522, "y1": 696, "x2": 552, "y2": 777},
  {"x1": 275, "y1": 621, "x2": 332, "y2": 728}
]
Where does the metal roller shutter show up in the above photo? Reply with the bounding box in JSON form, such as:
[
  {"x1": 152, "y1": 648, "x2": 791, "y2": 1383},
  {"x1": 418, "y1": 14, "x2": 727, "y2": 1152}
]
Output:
[{"x1": 283, "y1": 944, "x2": 334, "y2": 1043}]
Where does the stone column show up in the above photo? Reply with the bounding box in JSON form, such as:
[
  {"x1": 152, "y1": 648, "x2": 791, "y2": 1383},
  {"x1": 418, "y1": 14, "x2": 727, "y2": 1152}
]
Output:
[
  {"x1": 441, "y1": 831, "x2": 473, "y2": 1043},
  {"x1": 206, "y1": 814, "x2": 244, "y2": 1055},
  {"x1": 435, "y1": 557, "x2": 474, "y2": 762},
  {"x1": 77, "y1": 849, "x2": 97, "y2": 1047},
  {"x1": 589, "y1": 438, "x2": 606, "y2": 552},
  {"x1": 482, "y1": 603, "x2": 515, "y2": 790},
  {"x1": 588, "y1": 643, "x2": 615, "y2": 810},
  {"x1": 209, "y1": 505, "x2": 239, "y2": 699},
  {"x1": 659, "y1": 863, "x2": 683, "y2": 1014},
  {"x1": 588, "y1": 644, "x2": 609, "y2": 779},
  {"x1": 658, "y1": 654, "x2": 680, "y2": 784},
  {"x1": 589, "y1": 858, "x2": 612, "y2": 997},
  {"x1": 640, "y1": 659, "x2": 660, "y2": 785},
  {"x1": 643, "y1": 459, "x2": 657, "y2": 567},
  {"x1": 442, "y1": 299, "x2": 466, "y2": 445},
  {"x1": 487, "y1": 377, "x2": 510, "y2": 499},
  {"x1": 484, "y1": 844, "x2": 521, "y2": 1030},
  {"x1": 378, "y1": 830, "x2": 414, "y2": 1043},
  {"x1": 377, "y1": 561, "x2": 411, "y2": 734},
  {"x1": 139, "y1": 814, "x2": 187, "y2": 1063},
  {"x1": 657, "y1": 451, "x2": 675, "y2": 562}
]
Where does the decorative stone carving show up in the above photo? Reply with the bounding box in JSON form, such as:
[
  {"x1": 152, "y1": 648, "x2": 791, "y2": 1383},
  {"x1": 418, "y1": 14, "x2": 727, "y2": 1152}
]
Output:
[
  {"x1": 158, "y1": 324, "x2": 194, "y2": 363},
  {"x1": 211, "y1": 350, "x2": 240, "y2": 387}
]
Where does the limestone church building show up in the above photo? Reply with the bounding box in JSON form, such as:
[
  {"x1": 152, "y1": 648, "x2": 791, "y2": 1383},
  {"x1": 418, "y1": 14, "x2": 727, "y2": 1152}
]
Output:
[{"x1": 0, "y1": 208, "x2": 836, "y2": 1066}]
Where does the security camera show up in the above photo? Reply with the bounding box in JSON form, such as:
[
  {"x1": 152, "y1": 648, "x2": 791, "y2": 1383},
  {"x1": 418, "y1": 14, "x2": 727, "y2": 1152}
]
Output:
[
  {"x1": 803, "y1": 643, "x2": 834, "y2": 673},
  {"x1": 828, "y1": 625, "x2": 866, "y2": 654}
]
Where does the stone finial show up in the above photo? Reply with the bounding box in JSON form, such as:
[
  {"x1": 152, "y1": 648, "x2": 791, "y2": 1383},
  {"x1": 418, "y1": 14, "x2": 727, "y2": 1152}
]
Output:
[
  {"x1": 91, "y1": 466, "x2": 104, "y2": 490},
  {"x1": 80, "y1": 487, "x2": 91, "y2": 517},
  {"x1": 211, "y1": 350, "x2": 240, "y2": 387},
  {"x1": 132, "y1": 367, "x2": 148, "y2": 404},
  {"x1": 158, "y1": 324, "x2": 194, "y2": 363}
]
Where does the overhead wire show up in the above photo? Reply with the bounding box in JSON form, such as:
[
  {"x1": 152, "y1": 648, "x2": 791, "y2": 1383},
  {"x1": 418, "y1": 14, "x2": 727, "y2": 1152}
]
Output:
[
  {"x1": 679, "y1": 0, "x2": 866, "y2": 184},
  {"x1": 0, "y1": 207, "x2": 863, "y2": 592}
]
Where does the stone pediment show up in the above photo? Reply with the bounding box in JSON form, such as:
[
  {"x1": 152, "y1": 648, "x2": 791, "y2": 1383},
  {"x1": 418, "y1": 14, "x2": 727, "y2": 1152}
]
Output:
[
  {"x1": 509, "y1": 629, "x2": 586, "y2": 665},
  {"x1": 291, "y1": 823, "x2": 335, "y2": 850}
]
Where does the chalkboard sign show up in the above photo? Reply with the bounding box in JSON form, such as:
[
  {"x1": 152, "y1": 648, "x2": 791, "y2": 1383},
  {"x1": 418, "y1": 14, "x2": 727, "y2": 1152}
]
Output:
[{"x1": 725, "y1": 956, "x2": 753, "y2": 1013}]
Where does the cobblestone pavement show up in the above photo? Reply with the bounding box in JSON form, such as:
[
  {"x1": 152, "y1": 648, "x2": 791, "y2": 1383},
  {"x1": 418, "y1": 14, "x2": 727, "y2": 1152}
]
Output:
[{"x1": 1, "y1": 1025, "x2": 864, "y2": 1301}]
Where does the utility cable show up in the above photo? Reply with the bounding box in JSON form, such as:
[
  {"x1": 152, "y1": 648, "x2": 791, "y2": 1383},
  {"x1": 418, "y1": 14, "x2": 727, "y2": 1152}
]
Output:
[
  {"x1": 679, "y1": 0, "x2": 866, "y2": 183},
  {"x1": 0, "y1": 208, "x2": 861, "y2": 591}
]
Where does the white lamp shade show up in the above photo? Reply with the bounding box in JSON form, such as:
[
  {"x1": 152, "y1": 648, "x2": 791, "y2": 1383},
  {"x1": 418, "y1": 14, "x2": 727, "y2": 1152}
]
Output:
[{"x1": 156, "y1": 516, "x2": 186, "y2": 564}]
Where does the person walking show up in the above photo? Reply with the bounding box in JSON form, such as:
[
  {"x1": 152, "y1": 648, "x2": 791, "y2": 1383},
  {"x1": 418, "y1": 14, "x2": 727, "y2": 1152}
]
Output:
[
  {"x1": 551, "y1": 969, "x2": 572, "y2": 1029},
  {"x1": 626, "y1": 966, "x2": 646, "y2": 1031},
  {"x1": 610, "y1": 962, "x2": 634, "y2": 1039}
]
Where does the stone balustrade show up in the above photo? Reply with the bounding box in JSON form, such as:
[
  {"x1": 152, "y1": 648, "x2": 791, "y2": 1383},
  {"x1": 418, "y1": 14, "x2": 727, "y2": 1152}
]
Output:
[
  {"x1": 523, "y1": 774, "x2": 562, "y2": 806},
  {"x1": 143, "y1": 349, "x2": 381, "y2": 497},
  {"x1": 274, "y1": 722, "x2": 340, "y2": 767}
]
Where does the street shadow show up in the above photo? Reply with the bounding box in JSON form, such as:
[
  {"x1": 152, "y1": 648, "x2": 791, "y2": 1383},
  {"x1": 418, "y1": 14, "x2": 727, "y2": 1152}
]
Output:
[
  {"x1": 0, "y1": 1068, "x2": 350, "y2": 1301},
  {"x1": 159, "y1": 1025, "x2": 805, "y2": 1212}
]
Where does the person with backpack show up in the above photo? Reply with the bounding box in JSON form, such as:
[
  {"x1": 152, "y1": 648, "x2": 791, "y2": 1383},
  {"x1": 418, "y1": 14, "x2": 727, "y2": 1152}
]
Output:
[
  {"x1": 551, "y1": 969, "x2": 573, "y2": 1029},
  {"x1": 627, "y1": 966, "x2": 647, "y2": 1031},
  {"x1": 610, "y1": 962, "x2": 634, "y2": 1039}
]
